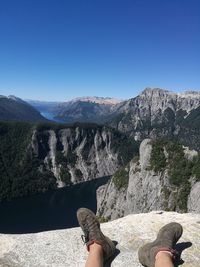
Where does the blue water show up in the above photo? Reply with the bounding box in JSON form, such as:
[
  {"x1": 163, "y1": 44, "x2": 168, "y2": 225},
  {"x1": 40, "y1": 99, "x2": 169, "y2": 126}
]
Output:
[
  {"x1": 0, "y1": 176, "x2": 110, "y2": 234},
  {"x1": 41, "y1": 112, "x2": 65, "y2": 123}
]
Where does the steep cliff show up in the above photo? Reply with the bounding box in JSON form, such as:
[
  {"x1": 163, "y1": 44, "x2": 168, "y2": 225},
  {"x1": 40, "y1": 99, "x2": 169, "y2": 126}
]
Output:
[
  {"x1": 97, "y1": 139, "x2": 200, "y2": 220},
  {"x1": 0, "y1": 122, "x2": 138, "y2": 201},
  {"x1": 31, "y1": 125, "x2": 137, "y2": 185}
]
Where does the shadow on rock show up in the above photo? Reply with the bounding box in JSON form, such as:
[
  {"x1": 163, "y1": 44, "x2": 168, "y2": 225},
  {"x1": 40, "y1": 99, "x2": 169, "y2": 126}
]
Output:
[
  {"x1": 104, "y1": 241, "x2": 120, "y2": 267},
  {"x1": 174, "y1": 241, "x2": 192, "y2": 267}
]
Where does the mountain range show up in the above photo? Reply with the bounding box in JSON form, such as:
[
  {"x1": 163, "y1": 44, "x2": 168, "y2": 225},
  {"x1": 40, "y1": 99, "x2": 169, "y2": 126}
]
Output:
[
  {"x1": 27, "y1": 96, "x2": 124, "y2": 123},
  {"x1": 27, "y1": 88, "x2": 200, "y2": 150},
  {"x1": 1, "y1": 88, "x2": 200, "y2": 215},
  {"x1": 2, "y1": 88, "x2": 200, "y2": 129},
  {"x1": 27, "y1": 88, "x2": 200, "y2": 128}
]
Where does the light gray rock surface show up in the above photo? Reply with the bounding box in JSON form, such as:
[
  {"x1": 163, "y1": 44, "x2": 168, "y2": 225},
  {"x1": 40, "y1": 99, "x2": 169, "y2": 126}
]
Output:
[
  {"x1": 97, "y1": 139, "x2": 200, "y2": 220},
  {"x1": 0, "y1": 211, "x2": 200, "y2": 267},
  {"x1": 188, "y1": 182, "x2": 200, "y2": 213},
  {"x1": 97, "y1": 139, "x2": 175, "y2": 220},
  {"x1": 30, "y1": 126, "x2": 132, "y2": 186},
  {"x1": 109, "y1": 88, "x2": 200, "y2": 150}
]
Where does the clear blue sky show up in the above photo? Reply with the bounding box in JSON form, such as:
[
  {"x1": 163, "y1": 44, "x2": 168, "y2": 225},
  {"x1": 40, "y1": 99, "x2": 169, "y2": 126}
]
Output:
[{"x1": 0, "y1": 0, "x2": 199, "y2": 101}]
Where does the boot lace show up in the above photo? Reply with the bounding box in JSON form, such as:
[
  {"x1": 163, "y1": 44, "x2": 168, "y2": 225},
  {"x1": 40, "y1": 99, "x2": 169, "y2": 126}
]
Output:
[{"x1": 81, "y1": 229, "x2": 89, "y2": 244}]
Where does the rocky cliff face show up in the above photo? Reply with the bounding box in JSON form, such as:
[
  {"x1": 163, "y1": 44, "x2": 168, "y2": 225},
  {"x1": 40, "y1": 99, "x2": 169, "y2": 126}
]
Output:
[
  {"x1": 0, "y1": 122, "x2": 138, "y2": 202},
  {"x1": 188, "y1": 181, "x2": 200, "y2": 213},
  {"x1": 109, "y1": 88, "x2": 200, "y2": 147},
  {"x1": 31, "y1": 126, "x2": 126, "y2": 186},
  {"x1": 97, "y1": 139, "x2": 200, "y2": 220},
  {"x1": 1, "y1": 211, "x2": 199, "y2": 267},
  {"x1": 31, "y1": 124, "x2": 139, "y2": 187}
]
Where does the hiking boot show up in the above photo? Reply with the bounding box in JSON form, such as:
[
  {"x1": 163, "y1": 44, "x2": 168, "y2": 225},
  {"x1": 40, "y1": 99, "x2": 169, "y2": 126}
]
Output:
[
  {"x1": 77, "y1": 207, "x2": 115, "y2": 261},
  {"x1": 138, "y1": 222, "x2": 183, "y2": 267}
]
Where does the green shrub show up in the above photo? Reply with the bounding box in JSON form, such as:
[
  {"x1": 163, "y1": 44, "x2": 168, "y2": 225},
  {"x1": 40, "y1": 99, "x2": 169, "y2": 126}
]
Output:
[
  {"x1": 113, "y1": 167, "x2": 129, "y2": 190},
  {"x1": 111, "y1": 131, "x2": 139, "y2": 165},
  {"x1": 166, "y1": 142, "x2": 193, "y2": 186},
  {"x1": 150, "y1": 139, "x2": 167, "y2": 172},
  {"x1": 150, "y1": 138, "x2": 198, "y2": 212},
  {"x1": 35, "y1": 122, "x2": 103, "y2": 132},
  {"x1": 0, "y1": 122, "x2": 57, "y2": 202},
  {"x1": 96, "y1": 216, "x2": 109, "y2": 223}
]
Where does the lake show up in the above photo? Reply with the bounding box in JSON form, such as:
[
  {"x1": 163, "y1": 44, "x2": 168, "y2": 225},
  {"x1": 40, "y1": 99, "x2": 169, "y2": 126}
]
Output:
[
  {"x1": 41, "y1": 111, "x2": 65, "y2": 123},
  {"x1": 0, "y1": 176, "x2": 110, "y2": 234}
]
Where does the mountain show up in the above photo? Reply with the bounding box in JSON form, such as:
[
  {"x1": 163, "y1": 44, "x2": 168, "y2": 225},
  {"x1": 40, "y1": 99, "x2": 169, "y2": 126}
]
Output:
[
  {"x1": 55, "y1": 100, "x2": 111, "y2": 123},
  {"x1": 69, "y1": 96, "x2": 123, "y2": 105},
  {"x1": 27, "y1": 97, "x2": 124, "y2": 123},
  {"x1": 54, "y1": 96, "x2": 124, "y2": 123},
  {"x1": 2, "y1": 88, "x2": 200, "y2": 207},
  {"x1": 0, "y1": 95, "x2": 48, "y2": 122},
  {"x1": 108, "y1": 88, "x2": 200, "y2": 149},
  {"x1": 34, "y1": 88, "x2": 200, "y2": 138}
]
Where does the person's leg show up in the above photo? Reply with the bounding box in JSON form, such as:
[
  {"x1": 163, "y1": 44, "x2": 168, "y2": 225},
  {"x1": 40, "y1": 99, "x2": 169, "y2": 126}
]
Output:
[
  {"x1": 138, "y1": 222, "x2": 183, "y2": 267},
  {"x1": 77, "y1": 208, "x2": 115, "y2": 266},
  {"x1": 155, "y1": 251, "x2": 174, "y2": 267},
  {"x1": 85, "y1": 243, "x2": 104, "y2": 267}
]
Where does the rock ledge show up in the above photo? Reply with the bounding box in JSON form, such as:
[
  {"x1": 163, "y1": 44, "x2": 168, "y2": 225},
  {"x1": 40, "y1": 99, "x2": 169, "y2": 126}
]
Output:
[{"x1": 0, "y1": 211, "x2": 200, "y2": 267}]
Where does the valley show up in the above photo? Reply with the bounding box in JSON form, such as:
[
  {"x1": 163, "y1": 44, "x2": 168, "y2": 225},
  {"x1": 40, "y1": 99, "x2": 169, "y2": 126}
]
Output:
[{"x1": 1, "y1": 88, "x2": 200, "y2": 224}]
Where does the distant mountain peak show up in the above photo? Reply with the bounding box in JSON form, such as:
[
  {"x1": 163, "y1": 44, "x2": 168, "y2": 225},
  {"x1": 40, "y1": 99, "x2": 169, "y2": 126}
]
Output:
[
  {"x1": 0, "y1": 95, "x2": 25, "y2": 103},
  {"x1": 70, "y1": 96, "x2": 124, "y2": 105},
  {"x1": 8, "y1": 95, "x2": 24, "y2": 102},
  {"x1": 0, "y1": 95, "x2": 7, "y2": 99}
]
